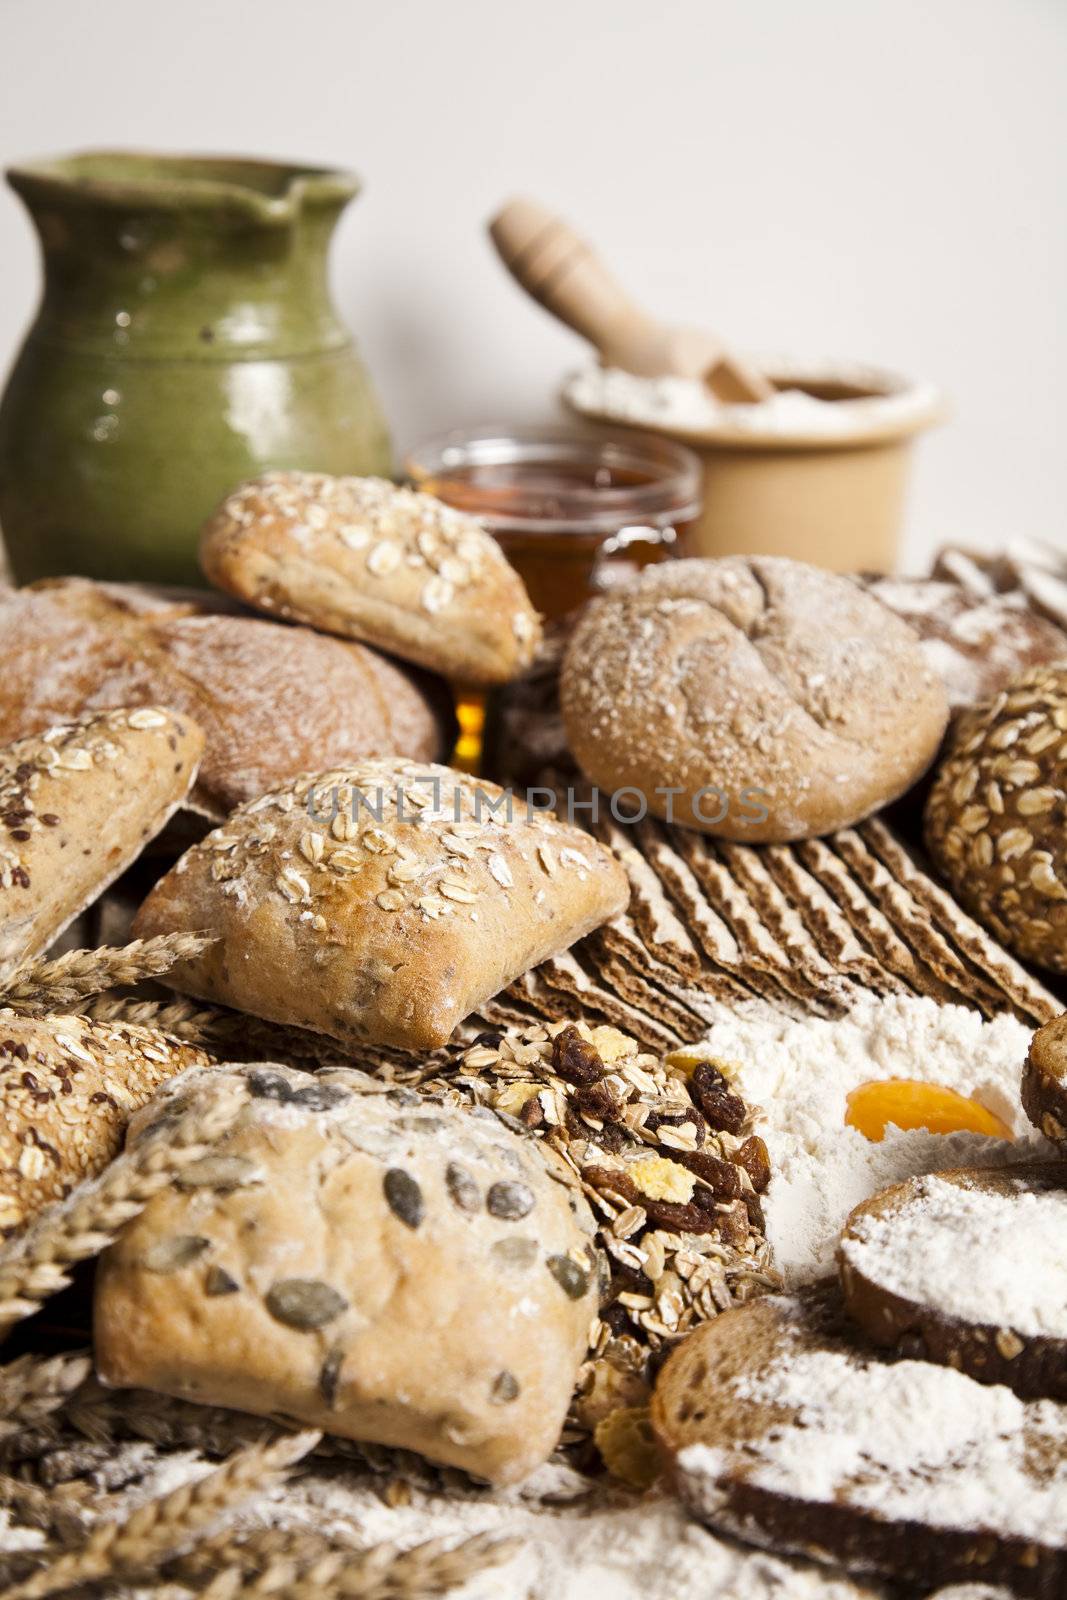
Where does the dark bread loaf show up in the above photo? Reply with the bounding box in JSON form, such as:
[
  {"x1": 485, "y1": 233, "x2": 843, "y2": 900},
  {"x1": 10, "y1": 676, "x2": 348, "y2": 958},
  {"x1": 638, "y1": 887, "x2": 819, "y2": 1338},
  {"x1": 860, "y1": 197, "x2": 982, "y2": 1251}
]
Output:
[
  {"x1": 839, "y1": 1163, "x2": 1067, "y2": 1399},
  {"x1": 0, "y1": 578, "x2": 451, "y2": 819},
  {"x1": 653, "y1": 1287, "x2": 1067, "y2": 1596}
]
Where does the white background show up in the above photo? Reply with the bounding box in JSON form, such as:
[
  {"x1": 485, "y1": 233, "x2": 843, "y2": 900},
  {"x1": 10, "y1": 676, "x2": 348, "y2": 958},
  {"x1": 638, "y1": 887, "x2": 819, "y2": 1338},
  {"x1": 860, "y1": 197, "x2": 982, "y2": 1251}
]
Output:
[{"x1": 1, "y1": 0, "x2": 1064, "y2": 570}]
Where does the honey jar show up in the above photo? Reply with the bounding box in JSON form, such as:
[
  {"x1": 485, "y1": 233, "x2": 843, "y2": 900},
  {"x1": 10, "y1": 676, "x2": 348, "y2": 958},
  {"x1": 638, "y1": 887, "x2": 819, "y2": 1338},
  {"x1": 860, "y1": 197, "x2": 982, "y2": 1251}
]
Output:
[{"x1": 405, "y1": 425, "x2": 702, "y2": 619}]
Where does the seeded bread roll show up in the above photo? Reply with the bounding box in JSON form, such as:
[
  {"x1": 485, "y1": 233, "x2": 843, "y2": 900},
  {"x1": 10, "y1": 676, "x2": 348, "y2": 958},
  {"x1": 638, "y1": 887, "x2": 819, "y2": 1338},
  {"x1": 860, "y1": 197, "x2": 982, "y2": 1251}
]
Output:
[
  {"x1": 0, "y1": 707, "x2": 203, "y2": 978},
  {"x1": 0, "y1": 1014, "x2": 210, "y2": 1235},
  {"x1": 561, "y1": 557, "x2": 948, "y2": 844},
  {"x1": 200, "y1": 472, "x2": 541, "y2": 685},
  {"x1": 132, "y1": 758, "x2": 629, "y2": 1052},
  {"x1": 925, "y1": 666, "x2": 1067, "y2": 972},
  {"x1": 653, "y1": 1288, "x2": 1067, "y2": 1595},
  {"x1": 838, "y1": 1164, "x2": 1067, "y2": 1400},
  {"x1": 95, "y1": 1061, "x2": 599, "y2": 1485},
  {"x1": 1023, "y1": 1014, "x2": 1067, "y2": 1150},
  {"x1": 0, "y1": 578, "x2": 450, "y2": 820}
]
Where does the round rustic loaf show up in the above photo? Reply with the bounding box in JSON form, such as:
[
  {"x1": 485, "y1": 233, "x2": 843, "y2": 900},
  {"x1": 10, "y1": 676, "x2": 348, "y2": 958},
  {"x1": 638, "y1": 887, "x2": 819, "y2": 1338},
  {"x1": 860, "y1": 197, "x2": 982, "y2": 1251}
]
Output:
[
  {"x1": 925, "y1": 665, "x2": 1067, "y2": 971},
  {"x1": 560, "y1": 557, "x2": 948, "y2": 843}
]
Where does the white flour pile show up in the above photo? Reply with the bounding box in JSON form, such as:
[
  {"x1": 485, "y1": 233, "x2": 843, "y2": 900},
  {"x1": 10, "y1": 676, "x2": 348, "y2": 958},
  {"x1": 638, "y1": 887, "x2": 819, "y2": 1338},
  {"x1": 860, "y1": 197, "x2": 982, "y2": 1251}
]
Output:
[
  {"x1": 693, "y1": 992, "x2": 1049, "y2": 1282},
  {"x1": 564, "y1": 361, "x2": 939, "y2": 441},
  {"x1": 841, "y1": 1174, "x2": 1067, "y2": 1338}
]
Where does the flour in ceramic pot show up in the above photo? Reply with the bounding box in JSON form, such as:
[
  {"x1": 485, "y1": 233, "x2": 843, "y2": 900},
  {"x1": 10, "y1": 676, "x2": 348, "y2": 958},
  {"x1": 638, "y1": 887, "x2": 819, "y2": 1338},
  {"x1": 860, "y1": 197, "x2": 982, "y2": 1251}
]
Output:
[
  {"x1": 841, "y1": 1173, "x2": 1067, "y2": 1338},
  {"x1": 690, "y1": 992, "x2": 1050, "y2": 1283}
]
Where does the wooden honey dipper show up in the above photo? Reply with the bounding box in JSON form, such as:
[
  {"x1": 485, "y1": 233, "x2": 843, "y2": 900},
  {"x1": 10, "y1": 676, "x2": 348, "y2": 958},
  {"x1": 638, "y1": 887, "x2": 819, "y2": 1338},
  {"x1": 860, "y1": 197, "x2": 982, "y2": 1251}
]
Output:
[{"x1": 489, "y1": 197, "x2": 774, "y2": 405}]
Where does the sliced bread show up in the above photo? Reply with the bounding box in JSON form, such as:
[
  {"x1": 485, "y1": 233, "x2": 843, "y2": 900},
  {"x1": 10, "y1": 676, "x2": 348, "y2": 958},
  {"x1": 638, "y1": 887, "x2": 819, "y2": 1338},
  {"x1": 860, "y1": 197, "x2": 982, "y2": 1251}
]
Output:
[
  {"x1": 838, "y1": 1163, "x2": 1067, "y2": 1399},
  {"x1": 1024, "y1": 1014, "x2": 1067, "y2": 1149},
  {"x1": 652, "y1": 1287, "x2": 1067, "y2": 1596}
]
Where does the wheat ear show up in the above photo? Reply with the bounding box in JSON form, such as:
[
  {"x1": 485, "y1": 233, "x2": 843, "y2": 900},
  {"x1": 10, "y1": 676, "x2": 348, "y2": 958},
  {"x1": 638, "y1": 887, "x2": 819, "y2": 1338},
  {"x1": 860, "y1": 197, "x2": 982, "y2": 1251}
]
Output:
[
  {"x1": 0, "y1": 933, "x2": 215, "y2": 1013},
  {"x1": 197, "y1": 1529, "x2": 521, "y2": 1600},
  {"x1": 0, "y1": 1428, "x2": 320, "y2": 1600},
  {"x1": 0, "y1": 1352, "x2": 92, "y2": 1442},
  {"x1": 0, "y1": 1081, "x2": 242, "y2": 1332}
]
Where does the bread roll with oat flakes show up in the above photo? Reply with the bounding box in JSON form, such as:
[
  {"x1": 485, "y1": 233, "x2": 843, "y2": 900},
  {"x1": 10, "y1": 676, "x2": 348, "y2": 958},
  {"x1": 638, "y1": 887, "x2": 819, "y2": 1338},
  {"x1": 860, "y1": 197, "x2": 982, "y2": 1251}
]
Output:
[
  {"x1": 94, "y1": 1061, "x2": 599, "y2": 1485},
  {"x1": 0, "y1": 1014, "x2": 210, "y2": 1235},
  {"x1": 0, "y1": 706, "x2": 203, "y2": 979},
  {"x1": 561, "y1": 557, "x2": 948, "y2": 843},
  {"x1": 925, "y1": 665, "x2": 1067, "y2": 972},
  {"x1": 132, "y1": 758, "x2": 629, "y2": 1052},
  {"x1": 0, "y1": 578, "x2": 449, "y2": 820},
  {"x1": 199, "y1": 472, "x2": 541, "y2": 685}
]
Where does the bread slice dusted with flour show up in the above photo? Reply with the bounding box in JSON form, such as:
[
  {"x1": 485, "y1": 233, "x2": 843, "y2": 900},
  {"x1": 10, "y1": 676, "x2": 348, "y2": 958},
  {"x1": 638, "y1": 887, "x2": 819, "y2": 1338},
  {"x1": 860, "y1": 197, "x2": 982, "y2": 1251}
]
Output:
[
  {"x1": 839, "y1": 1164, "x2": 1067, "y2": 1399},
  {"x1": 1024, "y1": 1014, "x2": 1067, "y2": 1149},
  {"x1": 652, "y1": 1288, "x2": 1067, "y2": 1597}
]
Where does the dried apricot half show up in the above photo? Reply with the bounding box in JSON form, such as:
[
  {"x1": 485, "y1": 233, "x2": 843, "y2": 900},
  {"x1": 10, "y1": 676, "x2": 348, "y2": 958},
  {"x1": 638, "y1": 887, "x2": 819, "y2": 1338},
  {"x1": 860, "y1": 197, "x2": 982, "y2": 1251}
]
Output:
[{"x1": 844, "y1": 1079, "x2": 1013, "y2": 1143}]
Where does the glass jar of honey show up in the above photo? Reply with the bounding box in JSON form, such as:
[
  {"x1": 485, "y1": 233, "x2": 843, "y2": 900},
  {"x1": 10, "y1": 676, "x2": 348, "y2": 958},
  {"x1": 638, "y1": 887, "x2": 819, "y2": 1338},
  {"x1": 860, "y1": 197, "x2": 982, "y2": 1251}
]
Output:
[{"x1": 405, "y1": 425, "x2": 702, "y2": 619}]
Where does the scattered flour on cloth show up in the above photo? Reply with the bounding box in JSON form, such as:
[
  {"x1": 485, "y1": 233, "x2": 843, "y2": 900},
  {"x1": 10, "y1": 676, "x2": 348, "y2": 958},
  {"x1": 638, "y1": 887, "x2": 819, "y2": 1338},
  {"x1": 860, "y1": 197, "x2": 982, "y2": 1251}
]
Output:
[{"x1": 692, "y1": 992, "x2": 1050, "y2": 1283}]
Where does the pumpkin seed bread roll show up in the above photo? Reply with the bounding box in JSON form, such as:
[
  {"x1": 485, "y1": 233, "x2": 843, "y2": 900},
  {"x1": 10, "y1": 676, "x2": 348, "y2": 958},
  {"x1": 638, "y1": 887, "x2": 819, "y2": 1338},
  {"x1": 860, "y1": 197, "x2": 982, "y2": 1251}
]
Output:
[
  {"x1": 200, "y1": 472, "x2": 541, "y2": 685},
  {"x1": 0, "y1": 706, "x2": 203, "y2": 979},
  {"x1": 0, "y1": 1013, "x2": 211, "y2": 1235},
  {"x1": 95, "y1": 1061, "x2": 599, "y2": 1485},
  {"x1": 132, "y1": 757, "x2": 629, "y2": 1052}
]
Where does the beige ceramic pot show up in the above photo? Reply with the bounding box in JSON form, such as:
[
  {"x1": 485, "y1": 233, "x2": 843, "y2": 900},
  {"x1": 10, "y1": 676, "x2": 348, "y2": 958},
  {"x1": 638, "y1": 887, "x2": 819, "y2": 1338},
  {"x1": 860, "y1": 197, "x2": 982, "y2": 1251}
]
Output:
[{"x1": 564, "y1": 358, "x2": 944, "y2": 573}]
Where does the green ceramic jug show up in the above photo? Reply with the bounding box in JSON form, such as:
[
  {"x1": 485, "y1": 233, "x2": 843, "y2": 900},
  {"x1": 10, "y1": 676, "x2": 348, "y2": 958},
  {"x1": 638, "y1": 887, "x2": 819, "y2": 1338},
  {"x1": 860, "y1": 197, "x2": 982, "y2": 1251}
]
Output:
[{"x1": 0, "y1": 151, "x2": 393, "y2": 585}]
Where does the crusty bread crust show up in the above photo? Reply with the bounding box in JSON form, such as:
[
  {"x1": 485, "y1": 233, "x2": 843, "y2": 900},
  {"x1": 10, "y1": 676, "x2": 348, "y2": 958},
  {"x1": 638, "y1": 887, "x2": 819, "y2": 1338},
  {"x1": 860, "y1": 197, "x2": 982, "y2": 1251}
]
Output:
[
  {"x1": 200, "y1": 472, "x2": 541, "y2": 685},
  {"x1": 839, "y1": 1163, "x2": 1067, "y2": 1399},
  {"x1": 1024, "y1": 1015, "x2": 1067, "y2": 1148},
  {"x1": 95, "y1": 1061, "x2": 597, "y2": 1485},
  {"x1": 0, "y1": 706, "x2": 203, "y2": 978},
  {"x1": 0, "y1": 579, "x2": 450, "y2": 819},
  {"x1": 653, "y1": 1288, "x2": 1067, "y2": 1597},
  {"x1": 132, "y1": 758, "x2": 630, "y2": 1052},
  {"x1": 0, "y1": 1013, "x2": 210, "y2": 1234},
  {"x1": 560, "y1": 557, "x2": 948, "y2": 844}
]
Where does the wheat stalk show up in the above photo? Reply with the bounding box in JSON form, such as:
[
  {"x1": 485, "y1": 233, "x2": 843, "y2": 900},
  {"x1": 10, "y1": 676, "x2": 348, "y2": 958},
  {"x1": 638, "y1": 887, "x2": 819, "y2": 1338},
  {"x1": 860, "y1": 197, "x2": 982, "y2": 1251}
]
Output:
[
  {"x1": 0, "y1": 1428, "x2": 320, "y2": 1600},
  {"x1": 0, "y1": 1353, "x2": 92, "y2": 1443},
  {"x1": 0, "y1": 933, "x2": 215, "y2": 1013},
  {"x1": 197, "y1": 1530, "x2": 521, "y2": 1600},
  {"x1": 81, "y1": 994, "x2": 229, "y2": 1042},
  {"x1": 61, "y1": 1381, "x2": 273, "y2": 1457},
  {"x1": 0, "y1": 1081, "x2": 242, "y2": 1333},
  {"x1": 171, "y1": 1524, "x2": 361, "y2": 1585}
]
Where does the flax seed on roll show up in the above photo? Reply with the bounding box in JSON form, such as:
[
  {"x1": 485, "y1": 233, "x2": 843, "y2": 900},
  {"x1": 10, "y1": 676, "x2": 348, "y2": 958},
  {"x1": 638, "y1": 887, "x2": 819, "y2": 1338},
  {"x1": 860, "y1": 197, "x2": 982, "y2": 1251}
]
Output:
[{"x1": 560, "y1": 557, "x2": 949, "y2": 844}]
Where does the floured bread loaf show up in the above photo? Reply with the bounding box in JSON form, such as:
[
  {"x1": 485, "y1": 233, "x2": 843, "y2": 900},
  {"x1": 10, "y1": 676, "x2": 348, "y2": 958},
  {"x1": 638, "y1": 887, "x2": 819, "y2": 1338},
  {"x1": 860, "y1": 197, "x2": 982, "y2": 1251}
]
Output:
[
  {"x1": 0, "y1": 706, "x2": 203, "y2": 978},
  {"x1": 839, "y1": 1164, "x2": 1067, "y2": 1398},
  {"x1": 0, "y1": 578, "x2": 449, "y2": 819},
  {"x1": 200, "y1": 472, "x2": 541, "y2": 684},
  {"x1": 653, "y1": 1289, "x2": 1067, "y2": 1595},
  {"x1": 0, "y1": 1013, "x2": 210, "y2": 1234},
  {"x1": 132, "y1": 758, "x2": 629, "y2": 1051},
  {"x1": 864, "y1": 574, "x2": 1067, "y2": 711},
  {"x1": 1024, "y1": 1014, "x2": 1067, "y2": 1150},
  {"x1": 561, "y1": 557, "x2": 948, "y2": 843},
  {"x1": 94, "y1": 1061, "x2": 599, "y2": 1485}
]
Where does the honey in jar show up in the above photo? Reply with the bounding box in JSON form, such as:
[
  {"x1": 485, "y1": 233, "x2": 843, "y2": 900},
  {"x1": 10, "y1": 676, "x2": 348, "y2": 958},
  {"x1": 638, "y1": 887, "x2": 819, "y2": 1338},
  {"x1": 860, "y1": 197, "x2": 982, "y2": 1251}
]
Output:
[{"x1": 406, "y1": 425, "x2": 702, "y2": 620}]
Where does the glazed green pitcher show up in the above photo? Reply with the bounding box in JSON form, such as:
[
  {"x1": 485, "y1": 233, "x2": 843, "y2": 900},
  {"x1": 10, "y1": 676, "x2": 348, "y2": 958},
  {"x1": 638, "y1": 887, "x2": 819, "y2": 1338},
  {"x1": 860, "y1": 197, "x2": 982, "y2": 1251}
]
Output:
[{"x1": 0, "y1": 151, "x2": 392, "y2": 585}]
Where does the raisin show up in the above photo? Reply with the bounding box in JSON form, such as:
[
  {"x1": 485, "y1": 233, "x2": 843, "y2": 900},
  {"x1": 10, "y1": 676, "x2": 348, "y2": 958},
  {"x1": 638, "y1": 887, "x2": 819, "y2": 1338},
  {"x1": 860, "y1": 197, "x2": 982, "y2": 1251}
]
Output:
[
  {"x1": 689, "y1": 1064, "x2": 747, "y2": 1134},
  {"x1": 574, "y1": 1079, "x2": 622, "y2": 1122},
  {"x1": 581, "y1": 1164, "x2": 639, "y2": 1205},
  {"x1": 675, "y1": 1148, "x2": 741, "y2": 1198},
  {"x1": 551, "y1": 1025, "x2": 604, "y2": 1086},
  {"x1": 736, "y1": 1134, "x2": 772, "y2": 1193}
]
